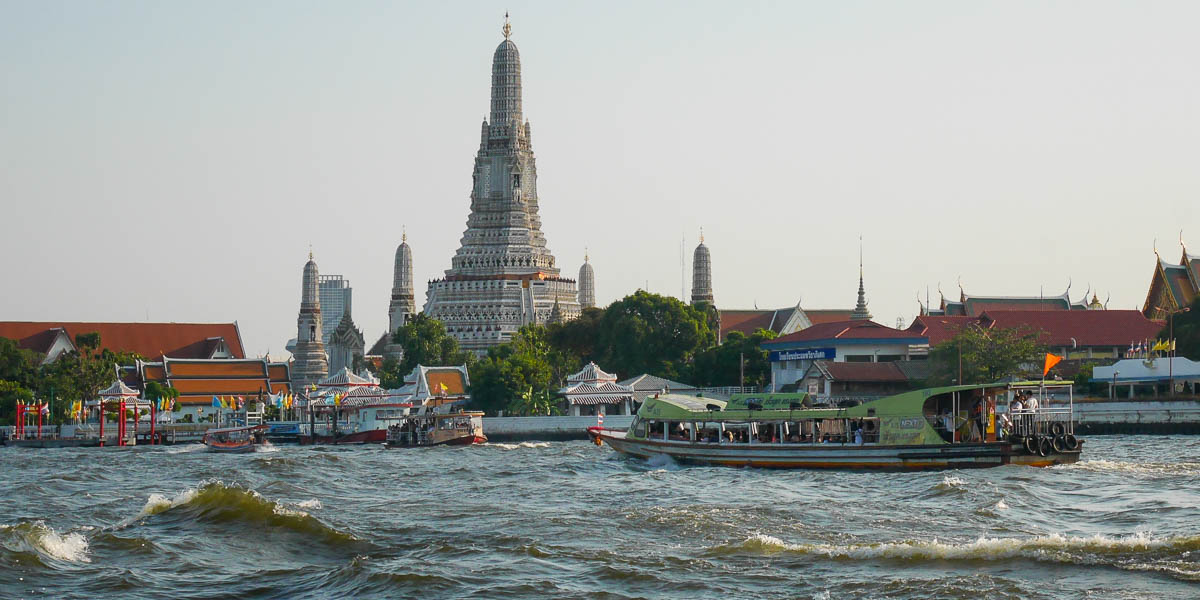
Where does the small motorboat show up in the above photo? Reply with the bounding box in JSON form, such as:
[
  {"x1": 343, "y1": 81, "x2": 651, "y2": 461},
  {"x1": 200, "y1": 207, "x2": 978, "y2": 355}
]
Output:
[{"x1": 202, "y1": 424, "x2": 271, "y2": 453}]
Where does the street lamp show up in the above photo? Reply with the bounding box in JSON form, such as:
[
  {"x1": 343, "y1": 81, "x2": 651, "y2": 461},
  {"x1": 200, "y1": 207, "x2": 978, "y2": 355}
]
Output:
[{"x1": 1157, "y1": 306, "x2": 1191, "y2": 397}]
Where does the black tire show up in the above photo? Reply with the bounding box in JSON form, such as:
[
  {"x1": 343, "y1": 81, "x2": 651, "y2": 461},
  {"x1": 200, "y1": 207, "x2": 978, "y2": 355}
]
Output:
[
  {"x1": 1052, "y1": 434, "x2": 1066, "y2": 454},
  {"x1": 1050, "y1": 422, "x2": 1066, "y2": 437},
  {"x1": 1063, "y1": 434, "x2": 1079, "y2": 451},
  {"x1": 1038, "y1": 436, "x2": 1053, "y2": 457},
  {"x1": 1024, "y1": 435, "x2": 1038, "y2": 455},
  {"x1": 863, "y1": 420, "x2": 878, "y2": 434}
]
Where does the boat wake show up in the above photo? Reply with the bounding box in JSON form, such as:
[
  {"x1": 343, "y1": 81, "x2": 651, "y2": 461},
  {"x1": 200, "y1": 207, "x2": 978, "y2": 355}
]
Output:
[
  {"x1": 488, "y1": 442, "x2": 551, "y2": 450},
  {"x1": 1056, "y1": 459, "x2": 1200, "y2": 478},
  {"x1": 717, "y1": 532, "x2": 1200, "y2": 580},
  {"x1": 164, "y1": 444, "x2": 206, "y2": 454},
  {"x1": 120, "y1": 481, "x2": 359, "y2": 546},
  {"x1": 0, "y1": 521, "x2": 90, "y2": 564}
]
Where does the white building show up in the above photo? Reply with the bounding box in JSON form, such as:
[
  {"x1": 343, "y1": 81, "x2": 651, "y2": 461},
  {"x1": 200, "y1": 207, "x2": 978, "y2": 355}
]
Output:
[{"x1": 761, "y1": 320, "x2": 928, "y2": 393}]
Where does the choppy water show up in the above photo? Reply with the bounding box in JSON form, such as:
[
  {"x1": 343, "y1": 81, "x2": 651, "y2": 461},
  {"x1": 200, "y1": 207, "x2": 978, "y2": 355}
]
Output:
[{"x1": 2, "y1": 436, "x2": 1199, "y2": 599}]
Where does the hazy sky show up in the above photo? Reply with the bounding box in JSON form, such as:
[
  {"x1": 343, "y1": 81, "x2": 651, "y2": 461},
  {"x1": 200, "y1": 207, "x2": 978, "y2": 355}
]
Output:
[{"x1": 2, "y1": 1, "x2": 1197, "y2": 357}]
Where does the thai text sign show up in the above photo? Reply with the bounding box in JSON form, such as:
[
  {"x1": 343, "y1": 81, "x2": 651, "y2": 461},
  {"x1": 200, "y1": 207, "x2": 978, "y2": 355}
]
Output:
[{"x1": 769, "y1": 348, "x2": 836, "y2": 362}]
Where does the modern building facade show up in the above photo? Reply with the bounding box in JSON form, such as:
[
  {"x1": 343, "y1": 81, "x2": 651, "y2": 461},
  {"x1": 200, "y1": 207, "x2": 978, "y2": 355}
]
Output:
[{"x1": 423, "y1": 19, "x2": 580, "y2": 353}]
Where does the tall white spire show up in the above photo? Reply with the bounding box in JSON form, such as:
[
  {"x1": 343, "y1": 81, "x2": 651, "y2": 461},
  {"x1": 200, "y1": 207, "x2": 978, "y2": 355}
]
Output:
[
  {"x1": 389, "y1": 229, "x2": 415, "y2": 332},
  {"x1": 293, "y1": 253, "x2": 329, "y2": 388},
  {"x1": 850, "y1": 237, "x2": 872, "y2": 321},
  {"x1": 578, "y1": 251, "x2": 595, "y2": 309},
  {"x1": 691, "y1": 229, "x2": 714, "y2": 306}
]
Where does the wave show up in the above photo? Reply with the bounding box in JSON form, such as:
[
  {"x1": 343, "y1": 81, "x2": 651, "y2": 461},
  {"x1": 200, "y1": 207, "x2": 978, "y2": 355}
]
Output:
[
  {"x1": 165, "y1": 443, "x2": 206, "y2": 454},
  {"x1": 722, "y1": 531, "x2": 1200, "y2": 573},
  {"x1": 928, "y1": 475, "x2": 969, "y2": 495},
  {"x1": 122, "y1": 481, "x2": 358, "y2": 545},
  {"x1": 1, "y1": 521, "x2": 90, "y2": 563},
  {"x1": 1057, "y1": 459, "x2": 1200, "y2": 477},
  {"x1": 488, "y1": 442, "x2": 551, "y2": 450}
]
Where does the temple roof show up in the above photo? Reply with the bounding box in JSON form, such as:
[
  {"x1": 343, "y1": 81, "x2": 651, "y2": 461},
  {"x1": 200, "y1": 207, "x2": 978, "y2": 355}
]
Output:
[
  {"x1": 766, "y1": 320, "x2": 925, "y2": 347},
  {"x1": 567, "y1": 361, "x2": 618, "y2": 384},
  {"x1": 0, "y1": 321, "x2": 245, "y2": 359}
]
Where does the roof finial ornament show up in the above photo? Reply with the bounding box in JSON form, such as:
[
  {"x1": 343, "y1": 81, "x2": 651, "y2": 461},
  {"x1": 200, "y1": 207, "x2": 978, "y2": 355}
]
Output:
[
  {"x1": 402, "y1": 225, "x2": 407, "y2": 243},
  {"x1": 1154, "y1": 238, "x2": 1159, "y2": 257},
  {"x1": 503, "y1": 12, "x2": 511, "y2": 39},
  {"x1": 1182, "y1": 229, "x2": 1187, "y2": 254},
  {"x1": 699, "y1": 226, "x2": 704, "y2": 243},
  {"x1": 584, "y1": 246, "x2": 589, "y2": 262},
  {"x1": 308, "y1": 243, "x2": 313, "y2": 261}
]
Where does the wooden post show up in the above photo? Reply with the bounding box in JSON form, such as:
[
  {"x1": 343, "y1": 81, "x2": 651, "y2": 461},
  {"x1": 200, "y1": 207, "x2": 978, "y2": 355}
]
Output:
[{"x1": 98, "y1": 400, "x2": 105, "y2": 447}]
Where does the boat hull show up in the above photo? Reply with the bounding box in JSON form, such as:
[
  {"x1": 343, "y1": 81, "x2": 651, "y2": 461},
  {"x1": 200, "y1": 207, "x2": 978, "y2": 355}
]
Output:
[
  {"x1": 588, "y1": 428, "x2": 1080, "y2": 470},
  {"x1": 385, "y1": 433, "x2": 487, "y2": 449},
  {"x1": 299, "y1": 429, "x2": 387, "y2": 445},
  {"x1": 203, "y1": 441, "x2": 268, "y2": 453}
]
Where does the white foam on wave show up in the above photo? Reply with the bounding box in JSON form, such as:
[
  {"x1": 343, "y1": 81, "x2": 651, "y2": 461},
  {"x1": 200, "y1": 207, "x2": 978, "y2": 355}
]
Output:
[
  {"x1": 994, "y1": 500, "x2": 1009, "y2": 510},
  {"x1": 738, "y1": 531, "x2": 1195, "y2": 562},
  {"x1": 165, "y1": 443, "x2": 206, "y2": 454},
  {"x1": 2, "y1": 522, "x2": 90, "y2": 563},
  {"x1": 489, "y1": 442, "x2": 551, "y2": 450},
  {"x1": 272, "y1": 504, "x2": 309, "y2": 518},
  {"x1": 295, "y1": 499, "x2": 322, "y2": 510},
  {"x1": 1058, "y1": 459, "x2": 1200, "y2": 477},
  {"x1": 254, "y1": 444, "x2": 279, "y2": 453}
]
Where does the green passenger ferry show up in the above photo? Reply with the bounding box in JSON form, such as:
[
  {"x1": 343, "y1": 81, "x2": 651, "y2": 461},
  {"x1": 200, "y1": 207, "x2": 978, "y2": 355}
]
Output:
[{"x1": 587, "y1": 383, "x2": 1081, "y2": 469}]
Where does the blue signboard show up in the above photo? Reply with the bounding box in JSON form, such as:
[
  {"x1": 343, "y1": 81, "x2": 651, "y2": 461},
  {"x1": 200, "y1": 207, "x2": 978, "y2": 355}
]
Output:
[{"x1": 769, "y1": 347, "x2": 836, "y2": 362}]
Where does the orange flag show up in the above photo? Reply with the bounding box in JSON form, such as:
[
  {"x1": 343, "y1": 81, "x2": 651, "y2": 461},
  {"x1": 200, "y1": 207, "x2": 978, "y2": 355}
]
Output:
[{"x1": 1042, "y1": 353, "x2": 1063, "y2": 377}]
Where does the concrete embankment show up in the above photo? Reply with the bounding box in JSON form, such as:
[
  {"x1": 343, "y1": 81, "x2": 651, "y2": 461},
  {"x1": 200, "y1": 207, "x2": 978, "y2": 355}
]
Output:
[
  {"x1": 483, "y1": 416, "x2": 634, "y2": 442},
  {"x1": 1073, "y1": 400, "x2": 1200, "y2": 435}
]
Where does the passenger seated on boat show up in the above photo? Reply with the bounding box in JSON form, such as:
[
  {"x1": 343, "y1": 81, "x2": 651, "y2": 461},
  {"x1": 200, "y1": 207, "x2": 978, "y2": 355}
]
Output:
[{"x1": 725, "y1": 430, "x2": 735, "y2": 443}]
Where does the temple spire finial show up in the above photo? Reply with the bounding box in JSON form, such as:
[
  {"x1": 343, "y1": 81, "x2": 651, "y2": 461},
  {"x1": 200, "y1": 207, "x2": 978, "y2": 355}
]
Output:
[
  {"x1": 402, "y1": 225, "x2": 407, "y2": 243},
  {"x1": 699, "y1": 227, "x2": 704, "y2": 243},
  {"x1": 308, "y1": 244, "x2": 313, "y2": 261},
  {"x1": 584, "y1": 246, "x2": 589, "y2": 262},
  {"x1": 503, "y1": 12, "x2": 511, "y2": 39}
]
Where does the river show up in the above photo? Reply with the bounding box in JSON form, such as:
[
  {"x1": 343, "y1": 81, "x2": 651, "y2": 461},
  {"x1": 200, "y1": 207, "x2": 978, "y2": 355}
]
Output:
[{"x1": 2, "y1": 435, "x2": 1198, "y2": 599}]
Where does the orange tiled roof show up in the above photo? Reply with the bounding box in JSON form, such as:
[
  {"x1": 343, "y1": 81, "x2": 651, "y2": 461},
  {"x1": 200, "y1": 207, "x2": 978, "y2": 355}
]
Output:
[
  {"x1": 0, "y1": 322, "x2": 245, "y2": 359},
  {"x1": 426, "y1": 371, "x2": 466, "y2": 396}
]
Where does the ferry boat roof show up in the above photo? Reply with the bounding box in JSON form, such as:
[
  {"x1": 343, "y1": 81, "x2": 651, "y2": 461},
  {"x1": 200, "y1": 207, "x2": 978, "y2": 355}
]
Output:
[{"x1": 639, "y1": 383, "x2": 1016, "y2": 422}]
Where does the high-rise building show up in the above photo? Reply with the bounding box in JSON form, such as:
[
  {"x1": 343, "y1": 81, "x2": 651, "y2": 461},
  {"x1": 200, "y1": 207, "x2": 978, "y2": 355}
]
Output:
[
  {"x1": 578, "y1": 252, "x2": 595, "y2": 309},
  {"x1": 691, "y1": 230, "x2": 714, "y2": 306},
  {"x1": 424, "y1": 17, "x2": 580, "y2": 352},
  {"x1": 292, "y1": 253, "x2": 329, "y2": 389},
  {"x1": 318, "y1": 275, "x2": 352, "y2": 346}
]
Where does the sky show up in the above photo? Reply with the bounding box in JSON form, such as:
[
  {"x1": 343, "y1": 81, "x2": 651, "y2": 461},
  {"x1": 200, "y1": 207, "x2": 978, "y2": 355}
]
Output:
[{"x1": 1, "y1": 1, "x2": 1197, "y2": 357}]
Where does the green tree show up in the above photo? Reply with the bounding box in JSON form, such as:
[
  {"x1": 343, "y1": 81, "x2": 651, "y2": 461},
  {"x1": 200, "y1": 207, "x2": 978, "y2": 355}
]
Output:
[
  {"x1": 0, "y1": 380, "x2": 35, "y2": 426},
  {"x1": 1161, "y1": 298, "x2": 1200, "y2": 360},
  {"x1": 468, "y1": 325, "x2": 574, "y2": 415},
  {"x1": 35, "y1": 333, "x2": 140, "y2": 424},
  {"x1": 928, "y1": 323, "x2": 1046, "y2": 385},
  {"x1": 593, "y1": 291, "x2": 714, "y2": 380},
  {"x1": 690, "y1": 328, "x2": 777, "y2": 389},
  {"x1": 545, "y1": 306, "x2": 604, "y2": 362},
  {"x1": 0, "y1": 337, "x2": 40, "y2": 388},
  {"x1": 391, "y1": 314, "x2": 473, "y2": 374},
  {"x1": 375, "y1": 357, "x2": 406, "y2": 389}
]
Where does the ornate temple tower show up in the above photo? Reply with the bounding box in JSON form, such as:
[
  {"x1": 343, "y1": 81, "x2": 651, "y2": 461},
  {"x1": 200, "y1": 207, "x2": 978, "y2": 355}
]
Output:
[
  {"x1": 292, "y1": 253, "x2": 329, "y2": 388},
  {"x1": 691, "y1": 230, "x2": 714, "y2": 306},
  {"x1": 388, "y1": 231, "x2": 416, "y2": 333},
  {"x1": 578, "y1": 252, "x2": 595, "y2": 309},
  {"x1": 850, "y1": 243, "x2": 872, "y2": 321},
  {"x1": 423, "y1": 17, "x2": 580, "y2": 353}
]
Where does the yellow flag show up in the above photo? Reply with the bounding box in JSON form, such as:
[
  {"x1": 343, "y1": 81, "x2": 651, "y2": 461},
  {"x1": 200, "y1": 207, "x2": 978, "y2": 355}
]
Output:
[{"x1": 1042, "y1": 353, "x2": 1064, "y2": 377}]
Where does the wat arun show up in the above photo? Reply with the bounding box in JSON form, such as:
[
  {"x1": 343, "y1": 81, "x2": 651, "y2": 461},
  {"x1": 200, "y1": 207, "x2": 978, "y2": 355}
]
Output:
[{"x1": 424, "y1": 18, "x2": 580, "y2": 353}]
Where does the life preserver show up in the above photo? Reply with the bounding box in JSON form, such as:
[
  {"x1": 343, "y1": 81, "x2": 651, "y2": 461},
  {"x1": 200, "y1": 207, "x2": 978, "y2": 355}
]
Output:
[
  {"x1": 1050, "y1": 422, "x2": 1066, "y2": 437},
  {"x1": 1038, "y1": 436, "x2": 1053, "y2": 457},
  {"x1": 1063, "y1": 434, "x2": 1079, "y2": 451},
  {"x1": 1024, "y1": 435, "x2": 1038, "y2": 455},
  {"x1": 863, "y1": 420, "x2": 878, "y2": 434}
]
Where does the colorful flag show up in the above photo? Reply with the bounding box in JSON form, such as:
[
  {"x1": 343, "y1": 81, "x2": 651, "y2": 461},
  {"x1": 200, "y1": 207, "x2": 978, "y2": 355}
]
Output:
[
  {"x1": 1042, "y1": 353, "x2": 1063, "y2": 377},
  {"x1": 212, "y1": 396, "x2": 220, "y2": 408},
  {"x1": 597, "y1": 412, "x2": 604, "y2": 427},
  {"x1": 439, "y1": 382, "x2": 449, "y2": 394}
]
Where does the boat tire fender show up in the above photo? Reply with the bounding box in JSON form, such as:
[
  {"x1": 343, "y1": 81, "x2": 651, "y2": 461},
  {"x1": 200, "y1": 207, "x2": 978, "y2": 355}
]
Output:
[
  {"x1": 1063, "y1": 434, "x2": 1079, "y2": 451},
  {"x1": 1051, "y1": 434, "x2": 1066, "y2": 454},
  {"x1": 1038, "y1": 436, "x2": 1053, "y2": 457},
  {"x1": 1050, "y1": 422, "x2": 1066, "y2": 437},
  {"x1": 863, "y1": 420, "x2": 878, "y2": 434},
  {"x1": 1023, "y1": 435, "x2": 1038, "y2": 455}
]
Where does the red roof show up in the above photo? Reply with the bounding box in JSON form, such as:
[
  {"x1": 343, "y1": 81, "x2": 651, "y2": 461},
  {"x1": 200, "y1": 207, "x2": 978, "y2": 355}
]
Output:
[
  {"x1": 978, "y1": 310, "x2": 1165, "y2": 347},
  {"x1": 0, "y1": 322, "x2": 245, "y2": 359},
  {"x1": 770, "y1": 320, "x2": 923, "y2": 345},
  {"x1": 719, "y1": 310, "x2": 777, "y2": 338},
  {"x1": 804, "y1": 309, "x2": 854, "y2": 325},
  {"x1": 816, "y1": 361, "x2": 909, "y2": 383},
  {"x1": 907, "y1": 316, "x2": 981, "y2": 346}
]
